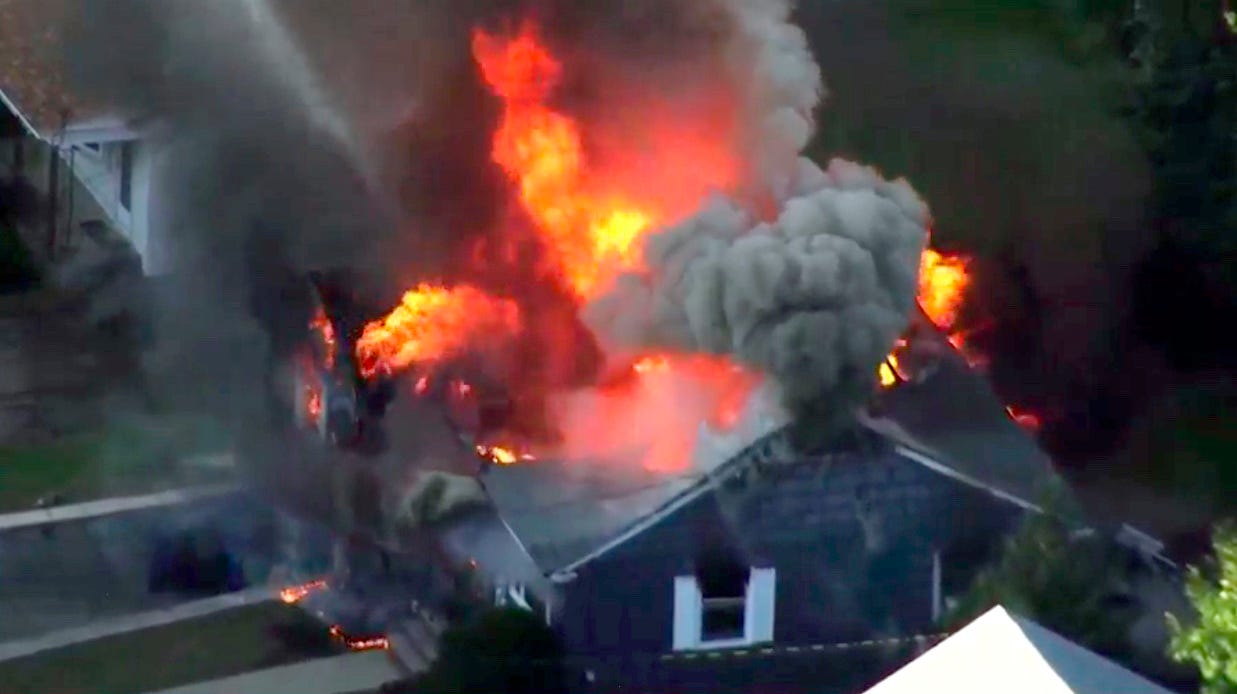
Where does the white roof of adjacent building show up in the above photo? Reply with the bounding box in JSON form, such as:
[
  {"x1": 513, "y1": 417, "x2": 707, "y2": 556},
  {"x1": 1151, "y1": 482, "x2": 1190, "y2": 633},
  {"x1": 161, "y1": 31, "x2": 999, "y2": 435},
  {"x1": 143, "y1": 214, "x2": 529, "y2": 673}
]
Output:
[{"x1": 864, "y1": 606, "x2": 1178, "y2": 694}]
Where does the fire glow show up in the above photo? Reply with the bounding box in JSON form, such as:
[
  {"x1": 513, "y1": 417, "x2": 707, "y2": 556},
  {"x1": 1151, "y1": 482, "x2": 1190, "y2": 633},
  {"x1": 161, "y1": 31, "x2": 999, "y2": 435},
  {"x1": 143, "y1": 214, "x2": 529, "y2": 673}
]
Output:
[
  {"x1": 279, "y1": 580, "x2": 389, "y2": 652},
  {"x1": 918, "y1": 248, "x2": 971, "y2": 332},
  {"x1": 878, "y1": 245, "x2": 1043, "y2": 433},
  {"x1": 473, "y1": 21, "x2": 737, "y2": 301},
  {"x1": 310, "y1": 306, "x2": 337, "y2": 371},
  {"x1": 328, "y1": 625, "x2": 390, "y2": 652},
  {"x1": 473, "y1": 23, "x2": 648, "y2": 299},
  {"x1": 355, "y1": 284, "x2": 520, "y2": 379},
  {"x1": 545, "y1": 354, "x2": 760, "y2": 474},
  {"x1": 280, "y1": 578, "x2": 328, "y2": 604},
  {"x1": 476, "y1": 444, "x2": 534, "y2": 465}
]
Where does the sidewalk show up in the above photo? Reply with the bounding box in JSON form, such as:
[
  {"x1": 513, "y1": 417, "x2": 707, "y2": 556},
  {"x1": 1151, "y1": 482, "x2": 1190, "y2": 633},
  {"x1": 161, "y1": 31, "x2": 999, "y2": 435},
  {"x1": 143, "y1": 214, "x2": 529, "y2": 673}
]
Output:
[
  {"x1": 0, "y1": 586, "x2": 275, "y2": 662},
  {"x1": 0, "y1": 483, "x2": 240, "y2": 531}
]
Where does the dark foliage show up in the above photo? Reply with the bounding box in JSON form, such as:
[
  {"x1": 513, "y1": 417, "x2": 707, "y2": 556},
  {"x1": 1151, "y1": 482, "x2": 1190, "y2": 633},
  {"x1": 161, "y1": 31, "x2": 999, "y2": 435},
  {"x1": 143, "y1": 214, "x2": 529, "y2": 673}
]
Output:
[
  {"x1": 947, "y1": 487, "x2": 1138, "y2": 662},
  {"x1": 1130, "y1": 35, "x2": 1237, "y2": 371},
  {"x1": 380, "y1": 608, "x2": 567, "y2": 694},
  {"x1": 0, "y1": 179, "x2": 40, "y2": 292}
]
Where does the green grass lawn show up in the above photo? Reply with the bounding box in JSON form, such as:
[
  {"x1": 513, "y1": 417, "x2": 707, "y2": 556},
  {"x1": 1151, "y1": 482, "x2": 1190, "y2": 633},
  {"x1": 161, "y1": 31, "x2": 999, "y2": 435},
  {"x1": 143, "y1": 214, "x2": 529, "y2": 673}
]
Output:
[
  {"x1": 0, "y1": 414, "x2": 235, "y2": 511},
  {"x1": 0, "y1": 602, "x2": 346, "y2": 694}
]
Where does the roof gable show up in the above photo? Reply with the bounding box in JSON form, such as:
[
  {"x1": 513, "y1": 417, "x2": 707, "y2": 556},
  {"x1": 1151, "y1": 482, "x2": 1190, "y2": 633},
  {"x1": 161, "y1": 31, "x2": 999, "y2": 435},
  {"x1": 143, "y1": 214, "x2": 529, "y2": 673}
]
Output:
[
  {"x1": 863, "y1": 606, "x2": 1176, "y2": 694},
  {"x1": 480, "y1": 428, "x2": 799, "y2": 575}
]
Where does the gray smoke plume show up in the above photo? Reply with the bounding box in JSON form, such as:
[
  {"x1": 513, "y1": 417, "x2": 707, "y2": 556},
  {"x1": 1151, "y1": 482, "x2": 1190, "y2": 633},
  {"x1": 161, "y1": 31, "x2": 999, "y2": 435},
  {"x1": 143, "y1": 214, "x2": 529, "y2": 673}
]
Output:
[{"x1": 586, "y1": 0, "x2": 930, "y2": 438}]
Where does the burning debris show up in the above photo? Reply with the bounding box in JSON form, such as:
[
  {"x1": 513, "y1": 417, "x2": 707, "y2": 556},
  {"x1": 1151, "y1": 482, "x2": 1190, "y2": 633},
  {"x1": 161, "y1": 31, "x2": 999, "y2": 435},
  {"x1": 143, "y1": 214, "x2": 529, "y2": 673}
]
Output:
[
  {"x1": 277, "y1": 578, "x2": 390, "y2": 651},
  {"x1": 280, "y1": 578, "x2": 329, "y2": 604},
  {"x1": 328, "y1": 625, "x2": 390, "y2": 651}
]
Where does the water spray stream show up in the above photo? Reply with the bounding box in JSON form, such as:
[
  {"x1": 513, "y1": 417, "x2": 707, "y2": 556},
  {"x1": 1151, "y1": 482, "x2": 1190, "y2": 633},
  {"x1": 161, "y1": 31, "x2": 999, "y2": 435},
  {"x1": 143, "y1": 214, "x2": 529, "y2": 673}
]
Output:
[{"x1": 238, "y1": 0, "x2": 387, "y2": 205}]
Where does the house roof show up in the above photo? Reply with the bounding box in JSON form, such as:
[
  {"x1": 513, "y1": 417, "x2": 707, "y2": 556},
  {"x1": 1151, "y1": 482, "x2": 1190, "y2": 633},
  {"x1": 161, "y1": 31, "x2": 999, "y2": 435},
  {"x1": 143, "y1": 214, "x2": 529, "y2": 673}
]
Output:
[
  {"x1": 480, "y1": 458, "x2": 704, "y2": 574},
  {"x1": 866, "y1": 313, "x2": 1062, "y2": 514},
  {"x1": 476, "y1": 313, "x2": 1065, "y2": 577},
  {"x1": 863, "y1": 605, "x2": 1177, "y2": 694},
  {"x1": 0, "y1": 0, "x2": 132, "y2": 142}
]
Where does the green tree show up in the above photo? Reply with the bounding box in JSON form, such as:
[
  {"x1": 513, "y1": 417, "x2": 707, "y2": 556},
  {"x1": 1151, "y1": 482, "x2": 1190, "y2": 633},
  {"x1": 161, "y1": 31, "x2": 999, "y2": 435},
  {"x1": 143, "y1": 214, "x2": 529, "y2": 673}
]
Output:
[
  {"x1": 1168, "y1": 523, "x2": 1237, "y2": 694},
  {"x1": 382, "y1": 608, "x2": 568, "y2": 694},
  {"x1": 946, "y1": 504, "x2": 1136, "y2": 659}
]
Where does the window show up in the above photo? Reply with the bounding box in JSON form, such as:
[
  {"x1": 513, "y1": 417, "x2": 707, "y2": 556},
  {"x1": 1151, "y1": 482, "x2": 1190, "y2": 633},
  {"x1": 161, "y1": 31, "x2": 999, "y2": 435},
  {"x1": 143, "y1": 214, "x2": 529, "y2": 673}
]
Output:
[
  {"x1": 702, "y1": 594, "x2": 746, "y2": 641},
  {"x1": 672, "y1": 567, "x2": 776, "y2": 651},
  {"x1": 119, "y1": 141, "x2": 134, "y2": 211}
]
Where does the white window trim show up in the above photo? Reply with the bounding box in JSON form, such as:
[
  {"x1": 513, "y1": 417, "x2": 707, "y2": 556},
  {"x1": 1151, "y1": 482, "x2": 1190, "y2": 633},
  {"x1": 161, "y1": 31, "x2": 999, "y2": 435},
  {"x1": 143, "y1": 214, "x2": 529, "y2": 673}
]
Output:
[
  {"x1": 672, "y1": 567, "x2": 775, "y2": 651},
  {"x1": 931, "y1": 549, "x2": 943, "y2": 624}
]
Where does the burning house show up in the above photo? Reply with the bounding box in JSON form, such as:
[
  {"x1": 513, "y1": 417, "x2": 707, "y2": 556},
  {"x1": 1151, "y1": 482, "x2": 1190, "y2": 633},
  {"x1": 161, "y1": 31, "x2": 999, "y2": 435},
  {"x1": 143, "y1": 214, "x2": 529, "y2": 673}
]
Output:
[
  {"x1": 234, "y1": 3, "x2": 1165, "y2": 691},
  {"x1": 3, "y1": 0, "x2": 1181, "y2": 690}
]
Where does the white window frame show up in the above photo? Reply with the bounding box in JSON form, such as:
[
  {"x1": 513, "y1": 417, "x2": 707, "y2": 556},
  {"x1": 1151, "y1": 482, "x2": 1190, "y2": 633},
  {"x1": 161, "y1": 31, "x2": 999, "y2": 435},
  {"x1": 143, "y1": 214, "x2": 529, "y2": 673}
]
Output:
[
  {"x1": 672, "y1": 567, "x2": 775, "y2": 651},
  {"x1": 931, "y1": 548, "x2": 943, "y2": 624}
]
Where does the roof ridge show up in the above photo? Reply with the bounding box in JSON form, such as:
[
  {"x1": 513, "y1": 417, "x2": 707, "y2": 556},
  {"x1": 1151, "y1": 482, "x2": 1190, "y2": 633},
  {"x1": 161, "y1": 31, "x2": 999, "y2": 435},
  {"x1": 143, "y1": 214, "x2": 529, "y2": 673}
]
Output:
[{"x1": 547, "y1": 425, "x2": 796, "y2": 578}]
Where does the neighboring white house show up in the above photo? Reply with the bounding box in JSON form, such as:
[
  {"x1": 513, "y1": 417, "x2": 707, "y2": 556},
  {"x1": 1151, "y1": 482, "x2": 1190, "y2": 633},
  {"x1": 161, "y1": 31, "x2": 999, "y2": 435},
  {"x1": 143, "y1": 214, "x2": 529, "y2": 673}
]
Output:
[
  {"x1": 0, "y1": 8, "x2": 165, "y2": 276},
  {"x1": 56, "y1": 119, "x2": 160, "y2": 273},
  {"x1": 863, "y1": 605, "x2": 1178, "y2": 694},
  {"x1": 0, "y1": 99, "x2": 165, "y2": 275}
]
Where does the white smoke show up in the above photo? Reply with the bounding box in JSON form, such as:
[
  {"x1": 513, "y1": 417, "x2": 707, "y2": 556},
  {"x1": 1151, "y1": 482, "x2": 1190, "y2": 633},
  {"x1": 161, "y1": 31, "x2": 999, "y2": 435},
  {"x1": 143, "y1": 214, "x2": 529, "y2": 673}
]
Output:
[{"x1": 586, "y1": 0, "x2": 930, "y2": 427}]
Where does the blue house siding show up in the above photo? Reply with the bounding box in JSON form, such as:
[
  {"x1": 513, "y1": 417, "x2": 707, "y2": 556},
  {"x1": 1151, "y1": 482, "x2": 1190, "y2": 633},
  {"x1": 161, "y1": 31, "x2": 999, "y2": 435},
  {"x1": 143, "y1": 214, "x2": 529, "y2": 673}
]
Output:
[
  {"x1": 560, "y1": 495, "x2": 723, "y2": 657},
  {"x1": 555, "y1": 443, "x2": 1026, "y2": 661}
]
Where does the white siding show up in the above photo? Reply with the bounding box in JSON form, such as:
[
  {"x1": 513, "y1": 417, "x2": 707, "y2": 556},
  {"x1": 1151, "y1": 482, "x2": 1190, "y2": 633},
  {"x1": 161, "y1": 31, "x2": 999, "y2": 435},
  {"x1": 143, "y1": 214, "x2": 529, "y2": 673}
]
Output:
[
  {"x1": 672, "y1": 576, "x2": 702, "y2": 651},
  {"x1": 746, "y1": 567, "x2": 776, "y2": 643},
  {"x1": 130, "y1": 142, "x2": 155, "y2": 272},
  {"x1": 60, "y1": 140, "x2": 161, "y2": 275}
]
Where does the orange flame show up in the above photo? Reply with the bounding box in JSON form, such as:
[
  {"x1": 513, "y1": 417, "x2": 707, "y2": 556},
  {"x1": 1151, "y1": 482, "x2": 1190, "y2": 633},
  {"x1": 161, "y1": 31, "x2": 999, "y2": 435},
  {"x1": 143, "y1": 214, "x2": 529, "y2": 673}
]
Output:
[
  {"x1": 473, "y1": 23, "x2": 648, "y2": 298},
  {"x1": 878, "y1": 247, "x2": 974, "y2": 389},
  {"x1": 328, "y1": 625, "x2": 390, "y2": 651},
  {"x1": 878, "y1": 339, "x2": 910, "y2": 388},
  {"x1": 476, "y1": 444, "x2": 534, "y2": 465},
  {"x1": 874, "y1": 247, "x2": 1044, "y2": 434},
  {"x1": 472, "y1": 22, "x2": 735, "y2": 300},
  {"x1": 280, "y1": 579, "x2": 328, "y2": 604},
  {"x1": 310, "y1": 306, "x2": 337, "y2": 370},
  {"x1": 355, "y1": 284, "x2": 520, "y2": 379},
  {"x1": 918, "y1": 248, "x2": 971, "y2": 332},
  {"x1": 300, "y1": 366, "x2": 323, "y2": 426}
]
